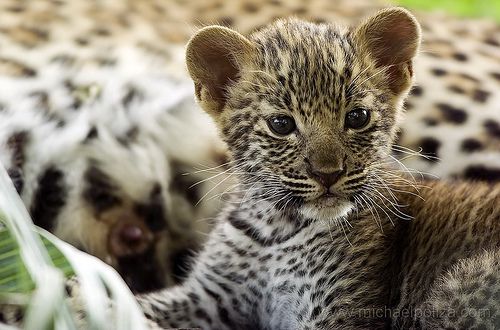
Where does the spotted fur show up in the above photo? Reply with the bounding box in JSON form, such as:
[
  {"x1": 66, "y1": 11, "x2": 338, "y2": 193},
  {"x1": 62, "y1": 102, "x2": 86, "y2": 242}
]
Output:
[
  {"x1": 1, "y1": 0, "x2": 499, "y2": 296},
  {"x1": 137, "y1": 10, "x2": 499, "y2": 329}
]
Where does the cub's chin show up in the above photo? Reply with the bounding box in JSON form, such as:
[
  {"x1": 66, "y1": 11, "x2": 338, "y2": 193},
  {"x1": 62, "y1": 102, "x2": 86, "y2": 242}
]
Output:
[{"x1": 299, "y1": 195, "x2": 353, "y2": 222}]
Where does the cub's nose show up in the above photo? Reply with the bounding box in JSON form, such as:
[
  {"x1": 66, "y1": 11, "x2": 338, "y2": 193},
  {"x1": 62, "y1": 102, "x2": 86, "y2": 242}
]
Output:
[
  {"x1": 305, "y1": 158, "x2": 344, "y2": 189},
  {"x1": 308, "y1": 168, "x2": 344, "y2": 189}
]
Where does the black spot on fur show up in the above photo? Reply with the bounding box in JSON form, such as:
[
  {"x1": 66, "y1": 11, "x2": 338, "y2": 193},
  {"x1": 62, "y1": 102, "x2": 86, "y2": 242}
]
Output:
[
  {"x1": 431, "y1": 68, "x2": 447, "y2": 76},
  {"x1": 64, "y1": 283, "x2": 73, "y2": 296},
  {"x1": 84, "y1": 126, "x2": 98, "y2": 142},
  {"x1": 228, "y1": 211, "x2": 311, "y2": 247},
  {"x1": 7, "y1": 167, "x2": 24, "y2": 194},
  {"x1": 403, "y1": 101, "x2": 413, "y2": 110},
  {"x1": 6, "y1": 5, "x2": 24, "y2": 13},
  {"x1": 83, "y1": 165, "x2": 121, "y2": 214},
  {"x1": 7, "y1": 130, "x2": 30, "y2": 168},
  {"x1": 472, "y1": 89, "x2": 490, "y2": 103},
  {"x1": 31, "y1": 27, "x2": 49, "y2": 41},
  {"x1": 194, "y1": 309, "x2": 212, "y2": 325},
  {"x1": 418, "y1": 137, "x2": 440, "y2": 162},
  {"x1": 464, "y1": 165, "x2": 500, "y2": 182},
  {"x1": 461, "y1": 138, "x2": 483, "y2": 152},
  {"x1": 28, "y1": 90, "x2": 51, "y2": 110},
  {"x1": 172, "y1": 249, "x2": 195, "y2": 282},
  {"x1": 135, "y1": 183, "x2": 167, "y2": 232},
  {"x1": 122, "y1": 86, "x2": 143, "y2": 108},
  {"x1": 75, "y1": 37, "x2": 89, "y2": 46},
  {"x1": 95, "y1": 56, "x2": 117, "y2": 67},
  {"x1": 170, "y1": 165, "x2": 201, "y2": 205},
  {"x1": 448, "y1": 85, "x2": 465, "y2": 94},
  {"x1": 436, "y1": 103, "x2": 467, "y2": 124},
  {"x1": 243, "y1": 2, "x2": 259, "y2": 12},
  {"x1": 118, "y1": 126, "x2": 139, "y2": 146},
  {"x1": 30, "y1": 166, "x2": 67, "y2": 231},
  {"x1": 50, "y1": 54, "x2": 76, "y2": 67},
  {"x1": 490, "y1": 72, "x2": 500, "y2": 82},
  {"x1": 0, "y1": 58, "x2": 36, "y2": 77},
  {"x1": 93, "y1": 27, "x2": 111, "y2": 37},
  {"x1": 452, "y1": 52, "x2": 468, "y2": 61},
  {"x1": 484, "y1": 38, "x2": 500, "y2": 47},
  {"x1": 310, "y1": 306, "x2": 322, "y2": 318},
  {"x1": 409, "y1": 85, "x2": 423, "y2": 97},
  {"x1": 459, "y1": 73, "x2": 479, "y2": 82},
  {"x1": 422, "y1": 118, "x2": 438, "y2": 127},
  {"x1": 484, "y1": 120, "x2": 500, "y2": 139}
]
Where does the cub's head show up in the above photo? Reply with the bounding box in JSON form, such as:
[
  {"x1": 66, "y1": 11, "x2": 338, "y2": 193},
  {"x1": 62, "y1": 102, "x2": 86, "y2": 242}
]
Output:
[{"x1": 186, "y1": 8, "x2": 420, "y2": 221}]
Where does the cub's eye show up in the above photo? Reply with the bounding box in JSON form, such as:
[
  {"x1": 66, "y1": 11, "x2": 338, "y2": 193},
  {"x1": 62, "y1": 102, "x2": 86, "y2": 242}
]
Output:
[
  {"x1": 345, "y1": 108, "x2": 370, "y2": 129},
  {"x1": 267, "y1": 116, "x2": 296, "y2": 136}
]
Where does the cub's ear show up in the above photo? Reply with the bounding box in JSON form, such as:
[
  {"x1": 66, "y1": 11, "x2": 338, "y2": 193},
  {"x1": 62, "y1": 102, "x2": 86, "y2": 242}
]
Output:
[
  {"x1": 186, "y1": 26, "x2": 254, "y2": 117},
  {"x1": 354, "y1": 7, "x2": 421, "y2": 94}
]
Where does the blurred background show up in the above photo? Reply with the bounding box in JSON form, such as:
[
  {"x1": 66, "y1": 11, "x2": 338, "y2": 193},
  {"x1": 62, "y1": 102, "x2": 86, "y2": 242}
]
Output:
[{"x1": 399, "y1": 0, "x2": 500, "y2": 21}]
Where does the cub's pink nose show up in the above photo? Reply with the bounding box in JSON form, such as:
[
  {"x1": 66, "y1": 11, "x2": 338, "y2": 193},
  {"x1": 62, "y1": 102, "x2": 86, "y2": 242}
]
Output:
[{"x1": 108, "y1": 219, "x2": 153, "y2": 257}]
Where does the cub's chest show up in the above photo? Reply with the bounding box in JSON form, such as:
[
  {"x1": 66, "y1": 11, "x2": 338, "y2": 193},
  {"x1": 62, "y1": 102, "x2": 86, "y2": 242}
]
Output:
[{"x1": 243, "y1": 233, "x2": 353, "y2": 326}]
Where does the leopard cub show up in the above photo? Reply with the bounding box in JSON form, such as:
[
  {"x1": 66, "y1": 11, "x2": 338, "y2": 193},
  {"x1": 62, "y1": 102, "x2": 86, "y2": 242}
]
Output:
[{"x1": 139, "y1": 8, "x2": 499, "y2": 329}]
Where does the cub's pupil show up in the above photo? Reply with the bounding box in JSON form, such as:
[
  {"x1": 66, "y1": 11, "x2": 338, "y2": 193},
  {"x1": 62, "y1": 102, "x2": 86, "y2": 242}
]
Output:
[
  {"x1": 268, "y1": 116, "x2": 296, "y2": 135},
  {"x1": 346, "y1": 108, "x2": 370, "y2": 129}
]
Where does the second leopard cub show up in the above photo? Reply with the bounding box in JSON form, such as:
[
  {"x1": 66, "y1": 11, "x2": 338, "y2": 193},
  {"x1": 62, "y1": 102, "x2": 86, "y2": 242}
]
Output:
[{"x1": 139, "y1": 8, "x2": 500, "y2": 329}]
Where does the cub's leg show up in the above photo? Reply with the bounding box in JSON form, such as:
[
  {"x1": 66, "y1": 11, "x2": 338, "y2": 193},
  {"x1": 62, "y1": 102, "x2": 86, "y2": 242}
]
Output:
[{"x1": 136, "y1": 234, "x2": 254, "y2": 330}]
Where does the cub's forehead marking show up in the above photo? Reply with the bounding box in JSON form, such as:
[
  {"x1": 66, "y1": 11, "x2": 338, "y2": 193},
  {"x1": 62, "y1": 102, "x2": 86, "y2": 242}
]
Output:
[{"x1": 244, "y1": 22, "x2": 381, "y2": 120}]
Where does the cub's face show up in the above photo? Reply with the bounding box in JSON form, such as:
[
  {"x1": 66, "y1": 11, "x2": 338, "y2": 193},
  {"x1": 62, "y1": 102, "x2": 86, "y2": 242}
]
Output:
[{"x1": 187, "y1": 8, "x2": 421, "y2": 221}]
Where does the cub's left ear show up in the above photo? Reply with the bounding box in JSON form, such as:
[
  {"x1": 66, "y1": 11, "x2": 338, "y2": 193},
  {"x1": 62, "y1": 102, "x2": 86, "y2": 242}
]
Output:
[
  {"x1": 186, "y1": 26, "x2": 254, "y2": 118},
  {"x1": 354, "y1": 7, "x2": 421, "y2": 94}
]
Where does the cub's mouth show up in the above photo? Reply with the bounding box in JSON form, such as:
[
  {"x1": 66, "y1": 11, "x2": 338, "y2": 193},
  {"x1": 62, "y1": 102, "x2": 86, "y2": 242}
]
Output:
[
  {"x1": 316, "y1": 192, "x2": 344, "y2": 206},
  {"x1": 312, "y1": 192, "x2": 349, "y2": 208}
]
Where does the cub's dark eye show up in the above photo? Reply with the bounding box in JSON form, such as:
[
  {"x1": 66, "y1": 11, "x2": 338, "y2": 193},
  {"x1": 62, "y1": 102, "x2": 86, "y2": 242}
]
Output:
[
  {"x1": 267, "y1": 116, "x2": 296, "y2": 136},
  {"x1": 345, "y1": 108, "x2": 370, "y2": 129}
]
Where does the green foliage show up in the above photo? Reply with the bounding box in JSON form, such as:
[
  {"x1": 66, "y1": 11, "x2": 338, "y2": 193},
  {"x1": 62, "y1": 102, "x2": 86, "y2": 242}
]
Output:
[
  {"x1": 0, "y1": 221, "x2": 74, "y2": 294},
  {"x1": 398, "y1": 0, "x2": 500, "y2": 21},
  {"x1": 0, "y1": 224, "x2": 33, "y2": 293}
]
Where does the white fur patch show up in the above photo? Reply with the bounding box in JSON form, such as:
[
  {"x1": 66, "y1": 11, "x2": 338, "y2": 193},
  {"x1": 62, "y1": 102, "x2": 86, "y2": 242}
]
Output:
[{"x1": 300, "y1": 199, "x2": 353, "y2": 222}]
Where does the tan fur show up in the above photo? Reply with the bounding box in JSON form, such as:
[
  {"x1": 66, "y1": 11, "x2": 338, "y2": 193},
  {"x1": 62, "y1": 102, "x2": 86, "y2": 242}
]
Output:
[{"x1": 388, "y1": 180, "x2": 500, "y2": 327}]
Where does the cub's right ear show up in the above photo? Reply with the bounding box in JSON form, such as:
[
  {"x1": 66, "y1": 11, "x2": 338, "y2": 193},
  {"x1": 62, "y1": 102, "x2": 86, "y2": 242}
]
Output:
[
  {"x1": 186, "y1": 26, "x2": 254, "y2": 117},
  {"x1": 354, "y1": 8, "x2": 421, "y2": 94}
]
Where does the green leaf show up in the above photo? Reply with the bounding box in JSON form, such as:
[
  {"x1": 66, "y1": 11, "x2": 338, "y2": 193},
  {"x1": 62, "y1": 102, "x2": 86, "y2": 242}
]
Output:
[{"x1": 0, "y1": 215, "x2": 74, "y2": 295}]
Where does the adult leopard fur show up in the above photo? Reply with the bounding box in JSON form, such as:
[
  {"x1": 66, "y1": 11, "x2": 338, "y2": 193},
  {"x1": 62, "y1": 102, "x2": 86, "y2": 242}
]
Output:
[
  {"x1": 0, "y1": 1, "x2": 233, "y2": 292},
  {"x1": 138, "y1": 8, "x2": 500, "y2": 329}
]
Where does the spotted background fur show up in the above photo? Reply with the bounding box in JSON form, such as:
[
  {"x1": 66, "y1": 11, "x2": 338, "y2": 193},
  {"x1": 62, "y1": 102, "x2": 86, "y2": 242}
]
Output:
[
  {"x1": 0, "y1": 0, "x2": 499, "y2": 295},
  {"x1": 0, "y1": 0, "x2": 233, "y2": 291}
]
